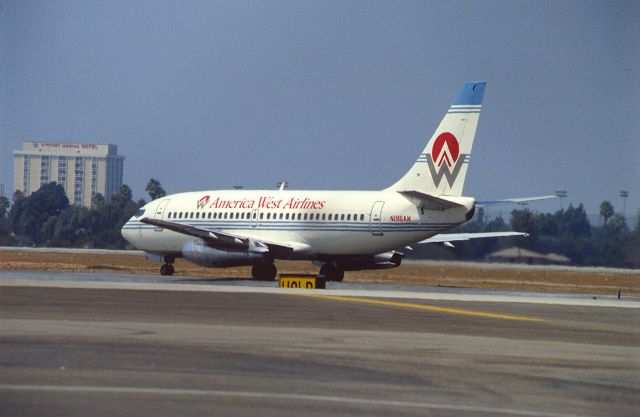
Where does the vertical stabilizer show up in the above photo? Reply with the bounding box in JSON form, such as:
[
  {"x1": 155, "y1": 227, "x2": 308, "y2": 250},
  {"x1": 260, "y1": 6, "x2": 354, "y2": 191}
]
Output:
[{"x1": 386, "y1": 81, "x2": 486, "y2": 196}]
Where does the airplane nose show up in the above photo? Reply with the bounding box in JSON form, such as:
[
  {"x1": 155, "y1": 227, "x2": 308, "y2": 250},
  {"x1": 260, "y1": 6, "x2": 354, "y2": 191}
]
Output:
[{"x1": 121, "y1": 218, "x2": 138, "y2": 246}]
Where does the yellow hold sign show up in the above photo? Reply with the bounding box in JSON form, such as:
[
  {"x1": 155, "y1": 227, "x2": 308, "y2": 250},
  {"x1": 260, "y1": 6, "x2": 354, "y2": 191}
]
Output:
[{"x1": 279, "y1": 274, "x2": 326, "y2": 289}]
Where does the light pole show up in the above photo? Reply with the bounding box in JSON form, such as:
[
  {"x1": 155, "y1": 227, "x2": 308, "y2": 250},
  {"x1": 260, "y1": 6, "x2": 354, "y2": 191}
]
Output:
[
  {"x1": 555, "y1": 190, "x2": 567, "y2": 210},
  {"x1": 620, "y1": 190, "x2": 629, "y2": 218}
]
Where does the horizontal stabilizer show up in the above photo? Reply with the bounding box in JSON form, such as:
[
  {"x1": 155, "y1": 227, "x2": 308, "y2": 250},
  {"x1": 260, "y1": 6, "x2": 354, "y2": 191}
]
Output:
[
  {"x1": 398, "y1": 190, "x2": 463, "y2": 210},
  {"x1": 477, "y1": 195, "x2": 556, "y2": 207},
  {"x1": 419, "y1": 231, "x2": 528, "y2": 244}
]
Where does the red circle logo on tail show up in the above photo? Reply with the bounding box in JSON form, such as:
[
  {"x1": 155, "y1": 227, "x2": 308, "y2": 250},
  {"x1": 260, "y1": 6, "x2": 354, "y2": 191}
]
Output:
[{"x1": 431, "y1": 132, "x2": 459, "y2": 167}]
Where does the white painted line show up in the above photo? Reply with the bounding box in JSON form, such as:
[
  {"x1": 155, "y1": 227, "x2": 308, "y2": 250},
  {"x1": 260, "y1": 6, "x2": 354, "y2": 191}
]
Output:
[
  {"x1": 0, "y1": 384, "x2": 590, "y2": 417},
  {"x1": 2, "y1": 279, "x2": 639, "y2": 309}
]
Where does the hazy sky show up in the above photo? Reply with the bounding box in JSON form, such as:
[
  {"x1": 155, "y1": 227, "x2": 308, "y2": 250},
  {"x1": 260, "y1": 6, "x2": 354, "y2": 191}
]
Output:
[{"x1": 1, "y1": 0, "x2": 638, "y2": 217}]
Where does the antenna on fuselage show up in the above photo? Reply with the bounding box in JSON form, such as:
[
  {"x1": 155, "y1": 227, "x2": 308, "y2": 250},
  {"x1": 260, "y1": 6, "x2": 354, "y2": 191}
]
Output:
[{"x1": 277, "y1": 181, "x2": 289, "y2": 191}]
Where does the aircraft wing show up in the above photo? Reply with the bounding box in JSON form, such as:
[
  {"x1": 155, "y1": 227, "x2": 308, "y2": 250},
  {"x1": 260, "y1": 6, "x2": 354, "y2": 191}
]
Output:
[
  {"x1": 139, "y1": 218, "x2": 296, "y2": 256},
  {"x1": 477, "y1": 195, "x2": 556, "y2": 207},
  {"x1": 419, "y1": 231, "x2": 528, "y2": 244}
]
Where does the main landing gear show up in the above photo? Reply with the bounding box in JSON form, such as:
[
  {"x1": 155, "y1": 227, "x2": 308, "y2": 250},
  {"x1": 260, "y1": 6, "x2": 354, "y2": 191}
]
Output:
[
  {"x1": 319, "y1": 263, "x2": 344, "y2": 282},
  {"x1": 160, "y1": 263, "x2": 174, "y2": 276},
  {"x1": 252, "y1": 263, "x2": 277, "y2": 281},
  {"x1": 160, "y1": 256, "x2": 175, "y2": 276}
]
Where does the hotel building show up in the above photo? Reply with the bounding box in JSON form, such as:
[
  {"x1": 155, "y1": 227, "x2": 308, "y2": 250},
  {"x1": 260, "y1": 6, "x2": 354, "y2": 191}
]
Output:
[{"x1": 13, "y1": 141, "x2": 124, "y2": 207}]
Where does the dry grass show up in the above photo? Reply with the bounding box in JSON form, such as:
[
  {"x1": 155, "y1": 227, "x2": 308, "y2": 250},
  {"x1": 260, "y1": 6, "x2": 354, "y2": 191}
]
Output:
[{"x1": 1, "y1": 250, "x2": 638, "y2": 296}]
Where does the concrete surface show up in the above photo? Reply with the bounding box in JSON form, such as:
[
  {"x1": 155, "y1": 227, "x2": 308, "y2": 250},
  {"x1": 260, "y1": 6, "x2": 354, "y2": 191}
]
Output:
[{"x1": 1, "y1": 271, "x2": 639, "y2": 417}]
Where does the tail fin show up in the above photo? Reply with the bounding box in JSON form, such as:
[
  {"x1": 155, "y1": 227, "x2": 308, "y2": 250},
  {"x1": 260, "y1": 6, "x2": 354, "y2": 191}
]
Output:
[{"x1": 386, "y1": 81, "x2": 486, "y2": 196}]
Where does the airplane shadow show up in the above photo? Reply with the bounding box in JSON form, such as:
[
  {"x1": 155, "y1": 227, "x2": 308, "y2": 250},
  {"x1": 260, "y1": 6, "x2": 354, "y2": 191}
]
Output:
[{"x1": 174, "y1": 277, "x2": 254, "y2": 283}]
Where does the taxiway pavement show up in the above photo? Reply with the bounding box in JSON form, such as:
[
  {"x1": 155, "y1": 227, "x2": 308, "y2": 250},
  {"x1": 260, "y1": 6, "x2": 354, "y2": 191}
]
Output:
[{"x1": 1, "y1": 271, "x2": 639, "y2": 417}]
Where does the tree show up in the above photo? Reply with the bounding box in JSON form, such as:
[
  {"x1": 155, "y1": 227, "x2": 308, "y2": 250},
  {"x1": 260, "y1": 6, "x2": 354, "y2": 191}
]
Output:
[
  {"x1": 12, "y1": 190, "x2": 24, "y2": 203},
  {"x1": 0, "y1": 196, "x2": 9, "y2": 217},
  {"x1": 600, "y1": 201, "x2": 614, "y2": 225},
  {"x1": 9, "y1": 182, "x2": 69, "y2": 245},
  {"x1": 146, "y1": 178, "x2": 166, "y2": 201},
  {"x1": 510, "y1": 209, "x2": 539, "y2": 249},
  {"x1": 606, "y1": 214, "x2": 627, "y2": 234}
]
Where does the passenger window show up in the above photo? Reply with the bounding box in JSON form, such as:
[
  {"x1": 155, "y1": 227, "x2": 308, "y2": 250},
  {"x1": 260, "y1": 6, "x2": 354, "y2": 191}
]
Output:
[
  {"x1": 303, "y1": 213, "x2": 308, "y2": 220},
  {"x1": 322, "y1": 214, "x2": 326, "y2": 220},
  {"x1": 297, "y1": 213, "x2": 302, "y2": 220},
  {"x1": 353, "y1": 213, "x2": 357, "y2": 221},
  {"x1": 360, "y1": 214, "x2": 365, "y2": 221},
  {"x1": 178, "y1": 212, "x2": 182, "y2": 219},
  {"x1": 328, "y1": 214, "x2": 332, "y2": 220},
  {"x1": 285, "y1": 213, "x2": 290, "y2": 220},
  {"x1": 340, "y1": 214, "x2": 345, "y2": 221},
  {"x1": 235, "y1": 212, "x2": 239, "y2": 219},
  {"x1": 224, "y1": 213, "x2": 228, "y2": 219},
  {"x1": 196, "y1": 212, "x2": 200, "y2": 219},
  {"x1": 279, "y1": 213, "x2": 283, "y2": 220},
  {"x1": 260, "y1": 213, "x2": 264, "y2": 219},
  {"x1": 346, "y1": 214, "x2": 351, "y2": 221}
]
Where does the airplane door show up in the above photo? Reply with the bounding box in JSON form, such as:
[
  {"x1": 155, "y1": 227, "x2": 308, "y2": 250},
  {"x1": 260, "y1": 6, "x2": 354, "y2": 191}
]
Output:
[
  {"x1": 250, "y1": 209, "x2": 259, "y2": 228},
  {"x1": 153, "y1": 199, "x2": 171, "y2": 231},
  {"x1": 370, "y1": 201, "x2": 384, "y2": 236}
]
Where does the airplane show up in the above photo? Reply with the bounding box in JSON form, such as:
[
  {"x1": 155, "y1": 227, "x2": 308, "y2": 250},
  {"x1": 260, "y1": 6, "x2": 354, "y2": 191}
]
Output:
[{"x1": 121, "y1": 81, "x2": 553, "y2": 281}]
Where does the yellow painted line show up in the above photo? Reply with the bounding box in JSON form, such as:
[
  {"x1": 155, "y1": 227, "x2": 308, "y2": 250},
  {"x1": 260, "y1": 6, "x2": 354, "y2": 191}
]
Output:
[{"x1": 303, "y1": 295, "x2": 546, "y2": 322}]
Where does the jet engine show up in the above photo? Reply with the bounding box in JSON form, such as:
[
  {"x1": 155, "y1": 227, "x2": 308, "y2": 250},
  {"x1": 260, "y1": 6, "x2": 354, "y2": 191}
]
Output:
[
  {"x1": 335, "y1": 251, "x2": 403, "y2": 271},
  {"x1": 182, "y1": 240, "x2": 266, "y2": 267}
]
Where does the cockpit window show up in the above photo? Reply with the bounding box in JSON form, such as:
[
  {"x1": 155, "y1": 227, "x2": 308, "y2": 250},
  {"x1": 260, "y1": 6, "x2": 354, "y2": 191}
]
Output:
[{"x1": 134, "y1": 209, "x2": 145, "y2": 218}]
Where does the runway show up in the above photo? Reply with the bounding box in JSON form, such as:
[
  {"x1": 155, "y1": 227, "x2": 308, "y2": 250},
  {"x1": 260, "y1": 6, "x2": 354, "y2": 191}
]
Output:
[{"x1": 1, "y1": 271, "x2": 639, "y2": 416}]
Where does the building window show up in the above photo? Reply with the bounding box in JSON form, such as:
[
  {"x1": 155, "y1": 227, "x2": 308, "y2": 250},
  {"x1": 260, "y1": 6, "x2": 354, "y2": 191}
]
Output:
[
  {"x1": 90, "y1": 157, "x2": 97, "y2": 202},
  {"x1": 57, "y1": 156, "x2": 67, "y2": 191},
  {"x1": 73, "y1": 157, "x2": 84, "y2": 205},
  {"x1": 40, "y1": 155, "x2": 50, "y2": 186},
  {"x1": 22, "y1": 155, "x2": 30, "y2": 196}
]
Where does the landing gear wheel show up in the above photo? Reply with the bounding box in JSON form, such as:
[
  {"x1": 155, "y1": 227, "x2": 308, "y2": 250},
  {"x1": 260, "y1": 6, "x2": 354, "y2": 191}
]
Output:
[
  {"x1": 252, "y1": 263, "x2": 277, "y2": 281},
  {"x1": 320, "y1": 264, "x2": 344, "y2": 282},
  {"x1": 160, "y1": 263, "x2": 174, "y2": 276}
]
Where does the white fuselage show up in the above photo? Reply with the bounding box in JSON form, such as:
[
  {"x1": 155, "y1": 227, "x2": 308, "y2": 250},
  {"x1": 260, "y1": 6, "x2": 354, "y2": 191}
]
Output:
[{"x1": 122, "y1": 189, "x2": 474, "y2": 259}]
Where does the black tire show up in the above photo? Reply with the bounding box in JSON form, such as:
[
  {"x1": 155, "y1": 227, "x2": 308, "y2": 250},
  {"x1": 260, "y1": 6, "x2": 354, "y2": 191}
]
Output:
[
  {"x1": 167, "y1": 264, "x2": 175, "y2": 276},
  {"x1": 320, "y1": 263, "x2": 344, "y2": 282},
  {"x1": 252, "y1": 263, "x2": 277, "y2": 281},
  {"x1": 160, "y1": 264, "x2": 170, "y2": 276}
]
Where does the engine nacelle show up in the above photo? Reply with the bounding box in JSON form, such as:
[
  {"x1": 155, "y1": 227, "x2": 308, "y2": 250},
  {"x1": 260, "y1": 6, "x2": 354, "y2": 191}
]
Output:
[
  {"x1": 336, "y1": 251, "x2": 403, "y2": 271},
  {"x1": 182, "y1": 240, "x2": 266, "y2": 268}
]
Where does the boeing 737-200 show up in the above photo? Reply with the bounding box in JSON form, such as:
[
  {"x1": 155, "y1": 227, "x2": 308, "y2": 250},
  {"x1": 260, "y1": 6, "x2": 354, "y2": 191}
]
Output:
[{"x1": 121, "y1": 82, "x2": 553, "y2": 281}]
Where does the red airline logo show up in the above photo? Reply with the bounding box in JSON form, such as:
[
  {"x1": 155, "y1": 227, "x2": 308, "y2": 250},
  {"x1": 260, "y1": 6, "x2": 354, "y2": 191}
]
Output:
[
  {"x1": 197, "y1": 195, "x2": 210, "y2": 209},
  {"x1": 426, "y1": 132, "x2": 468, "y2": 188},
  {"x1": 431, "y1": 132, "x2": 460, "y2": 167}
]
